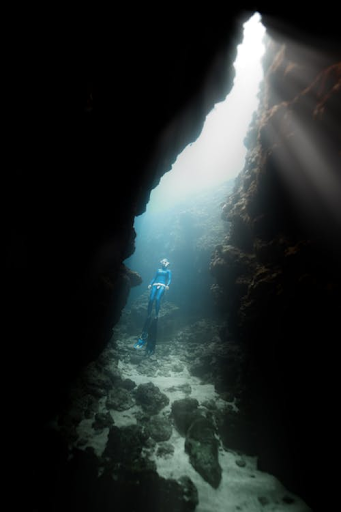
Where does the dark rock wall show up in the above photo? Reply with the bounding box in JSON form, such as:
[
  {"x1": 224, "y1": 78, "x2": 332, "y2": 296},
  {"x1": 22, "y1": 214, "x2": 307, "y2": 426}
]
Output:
[
  {"x1": 210, "y1": 31, "x2": 341, "y2": 509},
  {"x1": 6, "y1": 11, "x2": 251, "y2": 504},
  {"x1": 7, "y1": 7, "x2": 248, "y2": 423}
]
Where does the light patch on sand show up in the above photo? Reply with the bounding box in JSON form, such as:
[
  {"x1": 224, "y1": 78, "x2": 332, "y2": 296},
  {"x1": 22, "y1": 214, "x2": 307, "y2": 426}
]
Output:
[
  {"x1": 117, "y1": 357, "x2": 311, "y2": 512},
  {"x1": 119, "y1": 356, "x2": 236, "y2": 412},
  {"x1": 154, "y1": 432, "x2": 311, "y2": 512},
  {"x1": 109, "y1": 407, "x2": 138, "y2": 427}
]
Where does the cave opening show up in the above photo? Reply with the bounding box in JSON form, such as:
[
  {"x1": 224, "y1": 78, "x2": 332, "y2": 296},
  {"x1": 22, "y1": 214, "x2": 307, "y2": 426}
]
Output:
[
  {"x1": 124, "y1": 12, "x2": 265, "y2": 317},
  {"x1": 10, "y1": 6, "x2": 340, "y2": 512},
  {"x1": 104, "y1": 12, "x2": 310, "y2": 511},
  {"x1": 35, "y1": 10, "x2": 323, "y2": 512}
]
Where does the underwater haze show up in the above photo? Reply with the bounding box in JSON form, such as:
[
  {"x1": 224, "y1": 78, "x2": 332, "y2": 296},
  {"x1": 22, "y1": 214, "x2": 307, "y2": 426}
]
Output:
[
  {"x1": 125, "y1": 12, "x2": 266, "y2": 316},
  {"x1": 50, "y1": 13, "x2": 313, "y2": 512},
  {"x1": 109, "y1": 14, "x2": 311, "y2": 510},
  {"x1": 126, "y1": 179, "x2": 234, "y2": 317}
]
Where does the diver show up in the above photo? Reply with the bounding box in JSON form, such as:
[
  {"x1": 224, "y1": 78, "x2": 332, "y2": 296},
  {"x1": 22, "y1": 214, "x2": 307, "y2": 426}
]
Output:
[
  {"x1": 147, "y1": 258, "x2": 172, "y2": 319},
  {"x1": 134, "y1": 258, "x2": 172, "y2": 353}
]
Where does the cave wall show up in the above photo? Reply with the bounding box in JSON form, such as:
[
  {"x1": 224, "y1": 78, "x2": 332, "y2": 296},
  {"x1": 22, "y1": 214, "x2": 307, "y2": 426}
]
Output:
[
  {"x1": 210, "y1": 30, "x2": 341, "y2": 509},
  {"x1": 7, "y1": 7, "x2": 249, "y2": 421},
  {"x1": 5, "y1": 5, "x2": 340, "y2": 507}
]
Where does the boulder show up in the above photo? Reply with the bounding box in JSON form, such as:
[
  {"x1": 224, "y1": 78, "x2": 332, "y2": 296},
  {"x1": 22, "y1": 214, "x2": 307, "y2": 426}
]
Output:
[{"x1": 185, "y1": 417, "x2": 222, "y2": 488}]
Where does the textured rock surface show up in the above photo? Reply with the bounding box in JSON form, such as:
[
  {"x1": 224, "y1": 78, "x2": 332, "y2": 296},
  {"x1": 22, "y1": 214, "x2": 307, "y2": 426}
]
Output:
[
  {"x1": 146, "y1": 415, "x2": 173, "y2": 442},
  {"x1": 185, "y1": 417, "x2": 222, "y2": 489},
  {"x1": 134, "y1": 382, "x2": 170, "y2": 415},
  {"x1": 34, "y1": 304, "x2": 314, "y2": 511},
  {"x1": 171, "y1": 398, "x2": 201, "y2": 436},
  {"x1": 210, "y1": 34, "x2": 341, "y2": 510}
]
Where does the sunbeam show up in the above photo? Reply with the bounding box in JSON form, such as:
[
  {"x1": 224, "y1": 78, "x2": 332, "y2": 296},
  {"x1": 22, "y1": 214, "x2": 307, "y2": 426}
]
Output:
[
  {"x1": 259, "y1": 40, "x2": 341, "y2": 250},
  {"x1": 146, "y1": 12, "x2": 266, "y2": 213}
]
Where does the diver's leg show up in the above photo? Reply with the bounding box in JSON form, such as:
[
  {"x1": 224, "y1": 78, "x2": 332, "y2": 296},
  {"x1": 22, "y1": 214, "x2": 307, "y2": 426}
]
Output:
[
  {"x1": 146, "y1": 317, "x2": 158, "y2": 356},
  {"x1": 155, "y1": 287, "x2": 165, "y2": 318},
  {"x1": 135, "y1": 288, "x2": 156, "y2": 350},
  {"x1": 135, "y1": 306, "x2": 153, "y2": 349},
  {"x1": 147, "y1": 287, "x2": 156, "y2": 317}
]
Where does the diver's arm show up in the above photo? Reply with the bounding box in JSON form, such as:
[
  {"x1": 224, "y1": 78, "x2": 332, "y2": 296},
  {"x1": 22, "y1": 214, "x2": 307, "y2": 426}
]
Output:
[
  {"x1": 148, "y1": 271, "x2": 158, "y2": 289},
  {"x1": 166, "y1": 270, "x2": 172, "y2": 289}
]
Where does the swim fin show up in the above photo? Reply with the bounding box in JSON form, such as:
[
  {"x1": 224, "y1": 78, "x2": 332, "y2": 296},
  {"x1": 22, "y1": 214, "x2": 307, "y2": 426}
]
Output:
[{"x1": 134, "y1": 332, "x2": 148, "y2": 350}]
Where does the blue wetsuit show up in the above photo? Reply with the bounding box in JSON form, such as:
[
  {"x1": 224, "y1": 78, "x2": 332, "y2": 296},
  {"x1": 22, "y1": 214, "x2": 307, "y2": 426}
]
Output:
[
  {"x1": 147, "y1": 265, "x2": 172, "y2": 318},
  {"x1": 134, "y1": 260, "x2": 172, "y2": 352}
]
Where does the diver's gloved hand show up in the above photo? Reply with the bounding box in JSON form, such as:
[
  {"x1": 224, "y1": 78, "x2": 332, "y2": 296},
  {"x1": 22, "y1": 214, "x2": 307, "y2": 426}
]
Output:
[
  {"x1": 165, "y1": 286, "x2": 169, "y2": 291},
  {"x1": 148, "y1": 285, "x2": 151, "y2": 289}
]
